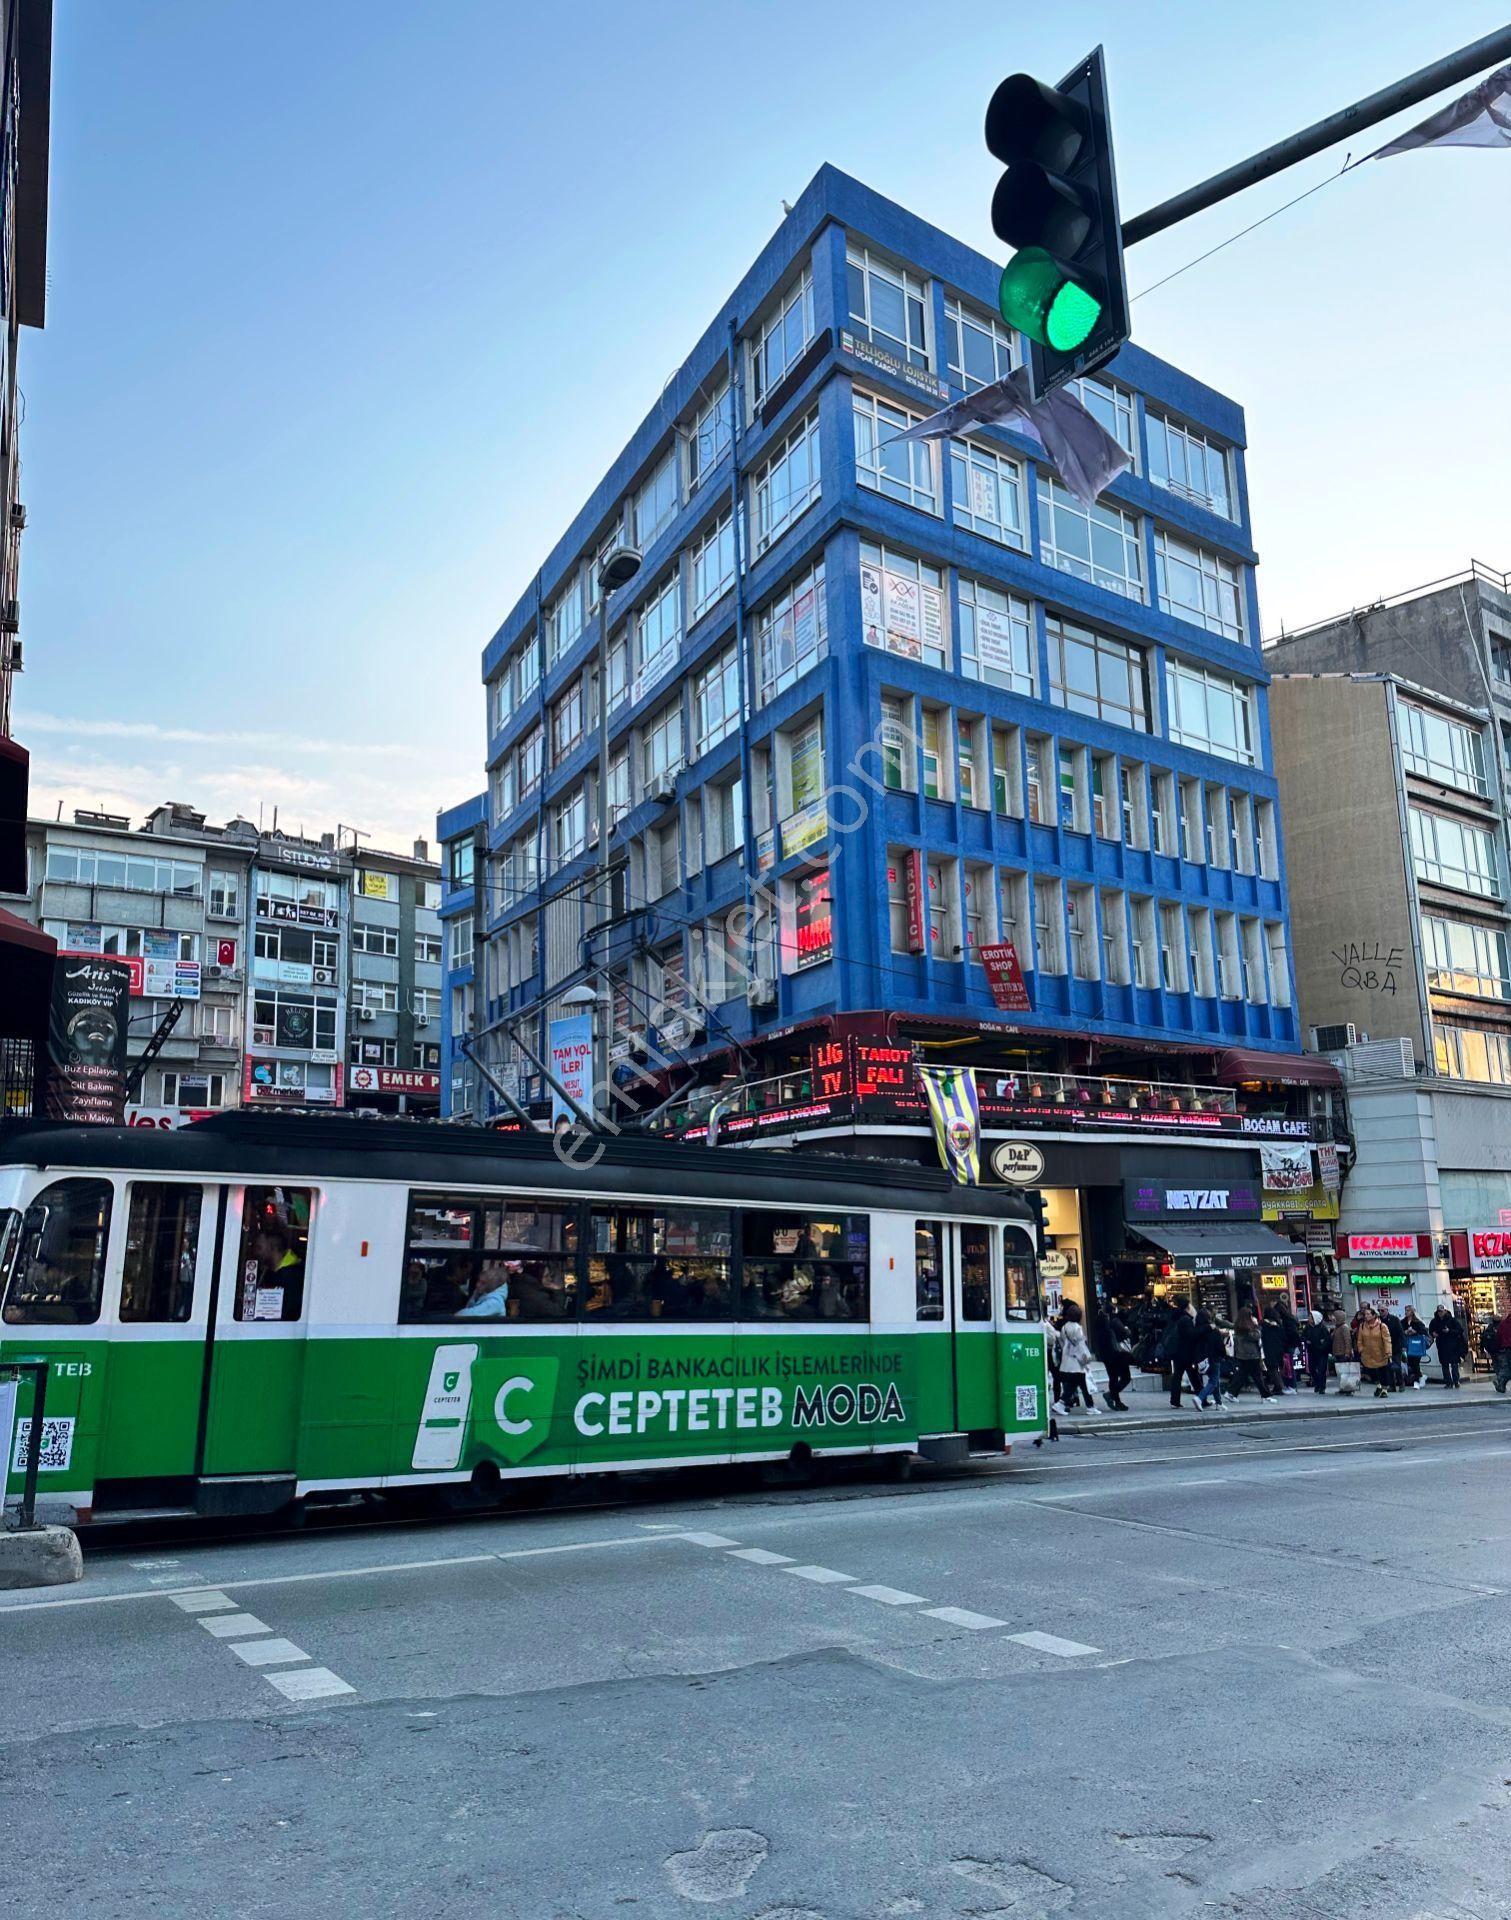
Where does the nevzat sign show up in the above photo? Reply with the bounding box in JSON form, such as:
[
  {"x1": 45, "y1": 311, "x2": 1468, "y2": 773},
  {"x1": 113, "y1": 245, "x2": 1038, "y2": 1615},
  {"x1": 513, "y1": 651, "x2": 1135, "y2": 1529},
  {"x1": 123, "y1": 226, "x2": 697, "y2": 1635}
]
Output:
[{"x1": 1470, "y1": 1230, "x2": 1511, "y2": 1275}]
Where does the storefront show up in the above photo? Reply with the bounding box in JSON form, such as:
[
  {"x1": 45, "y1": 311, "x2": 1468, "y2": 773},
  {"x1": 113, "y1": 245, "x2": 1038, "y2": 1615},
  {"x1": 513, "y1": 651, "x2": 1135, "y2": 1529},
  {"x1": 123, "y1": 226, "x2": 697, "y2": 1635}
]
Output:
[
  {"x1": 1446, "y1": 1228, "x2": 1511, "y2": 1334},
  {"x1": 1122, "y1": 1176, "x2": 1303, "y2": 1320},
  {"x1": 1337, "y1": 1230, "x2": 1439, "y2": 1320}
]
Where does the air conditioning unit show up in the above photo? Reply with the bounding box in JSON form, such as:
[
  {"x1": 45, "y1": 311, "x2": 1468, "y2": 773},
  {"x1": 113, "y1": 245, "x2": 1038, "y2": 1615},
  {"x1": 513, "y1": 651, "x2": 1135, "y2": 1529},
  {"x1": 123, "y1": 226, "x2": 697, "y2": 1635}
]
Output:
[
  {"x1": 650, "y1": 779, "x2": 677, "y2": 806},
  {"x1": 358, "y1": 1008, "x2": 376, "y2": 1023},
  {"x1": 416, "y1": 1014, "x2": 431, "y2": 1028},
  {"x1": 202, "y1": 964, "x2": 221, "y2": 980},
  {"x1": 0, "y1": 600, "x2": 18, "y2": 634},
  {"x1": 1310, "y1": 1022, "x2": 1358, "y2": 1052},
  {"x1": 747, "y1": 976, "x2": 778, "y2": 1010},
  {"x1": 10, "y1": 502, "x2": 25, "y2": 530}
]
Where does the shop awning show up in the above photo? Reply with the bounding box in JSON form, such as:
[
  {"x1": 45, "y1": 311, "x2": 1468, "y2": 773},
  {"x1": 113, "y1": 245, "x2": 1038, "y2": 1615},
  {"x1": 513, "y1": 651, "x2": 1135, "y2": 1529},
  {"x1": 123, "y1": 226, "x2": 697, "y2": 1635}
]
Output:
[
  {"x1": 1133, "y1": 1223, "x2": 1301, "y2": 1267},
  {"x1": 0, "y1": 906, "x2": 54, "y2": 956},
  {"x1": 1216, "y1": 1047, "x2": 1342, "y2": 1088}
]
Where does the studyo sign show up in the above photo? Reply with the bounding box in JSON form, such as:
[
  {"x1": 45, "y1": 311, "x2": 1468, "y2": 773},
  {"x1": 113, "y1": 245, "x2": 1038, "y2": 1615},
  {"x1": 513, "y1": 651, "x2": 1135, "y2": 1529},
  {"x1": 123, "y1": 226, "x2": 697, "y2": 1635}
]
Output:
[
  {"x1": 1470, "y1": 1230, "x2": 1511, "y2": 1275},
  {"x1": 1342, "y1": 1231, "x2": 1431, "y2": 1262}
]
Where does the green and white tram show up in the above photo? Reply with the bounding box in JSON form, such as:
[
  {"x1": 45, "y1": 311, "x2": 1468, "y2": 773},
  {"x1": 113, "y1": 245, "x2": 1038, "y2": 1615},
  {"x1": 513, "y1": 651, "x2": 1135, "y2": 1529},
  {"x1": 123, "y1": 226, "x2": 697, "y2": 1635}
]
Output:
[{"x1": 0, "y1": 1114, "x2": 1048, "y2": 1521}]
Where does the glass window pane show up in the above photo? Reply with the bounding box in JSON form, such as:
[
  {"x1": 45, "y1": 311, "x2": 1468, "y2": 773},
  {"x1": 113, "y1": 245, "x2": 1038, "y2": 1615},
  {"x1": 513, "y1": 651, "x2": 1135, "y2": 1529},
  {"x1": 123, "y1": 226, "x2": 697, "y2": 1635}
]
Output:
[
  {"x1": 120, "y1": 1183, "x2": 200, "y2": 1322},
  {"x1": 742, "y1": 1211, "x2": 869, "y2": 1320},
  {"x1": 234, "y1": 1186, "x2": 312, "y2": 1322},
  {"x1": 2, "y1": 1179, "x2": 114, "y2": 1325}
]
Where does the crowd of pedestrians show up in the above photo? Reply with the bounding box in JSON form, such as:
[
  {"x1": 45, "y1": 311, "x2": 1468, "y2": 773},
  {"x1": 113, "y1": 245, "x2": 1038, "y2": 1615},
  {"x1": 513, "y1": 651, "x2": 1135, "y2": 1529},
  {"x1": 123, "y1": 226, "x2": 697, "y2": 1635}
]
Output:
[{"x1": 1045, "y1": 1289, "x2": 1511, "y2": 1416}]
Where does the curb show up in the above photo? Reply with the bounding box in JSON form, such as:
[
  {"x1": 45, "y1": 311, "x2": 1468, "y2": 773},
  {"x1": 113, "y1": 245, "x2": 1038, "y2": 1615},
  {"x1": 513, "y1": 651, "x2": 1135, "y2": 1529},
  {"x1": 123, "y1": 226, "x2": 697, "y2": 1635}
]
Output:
[
  {"x1": 1054, "y1": 1387, "x2": 1505, "y2": 1439},
  {"x1": 0, "y1": 1524, "x2": 83, "y2": 1589}
]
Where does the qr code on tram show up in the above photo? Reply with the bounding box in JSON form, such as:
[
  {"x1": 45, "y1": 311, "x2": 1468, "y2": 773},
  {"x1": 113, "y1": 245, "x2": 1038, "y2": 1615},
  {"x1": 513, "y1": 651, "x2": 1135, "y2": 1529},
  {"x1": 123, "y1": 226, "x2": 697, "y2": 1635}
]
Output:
[
  {"x1": 1015, "y1": 1385, "x2": 1040, "y2": 1423},
  {"x1": 10, "y1": 1417, "x2": 75, "y2": 1474}
]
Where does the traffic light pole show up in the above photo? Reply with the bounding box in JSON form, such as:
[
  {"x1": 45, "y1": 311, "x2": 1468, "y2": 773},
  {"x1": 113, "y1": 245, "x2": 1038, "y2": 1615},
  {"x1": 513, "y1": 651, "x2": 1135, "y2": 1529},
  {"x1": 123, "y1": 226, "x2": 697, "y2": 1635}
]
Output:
[{"x1": 1121, "y1": 22, "x2": 1511, "y2": 248}]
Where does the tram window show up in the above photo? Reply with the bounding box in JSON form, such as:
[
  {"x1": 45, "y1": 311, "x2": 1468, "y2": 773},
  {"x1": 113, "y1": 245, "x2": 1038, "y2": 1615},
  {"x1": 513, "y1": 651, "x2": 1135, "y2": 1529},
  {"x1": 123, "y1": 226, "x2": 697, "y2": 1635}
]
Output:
[
  {"x1": 120, "y1": 1184, "x2": 201, "y2": 1323},
  {"x1": 400, "y1": 1193, "x2": 576, "y2": 1322},
  {"x1": 1003, "y1": 1256, "x2": 1040, "y2": 1321},
  {"x1": 960, "y1": 1225, "x2": 992, "y2": 1321},
  {"x1": 1, "y1": 1179, "x2": 113, "y2": 1325},
  {"x1": 741, "y1": 1212, "x2": 869, "y2": 1321},
  {"x1": 915, "y1": 1221, "x2": 944, "y2": 1321},
  {"x1": 235, "y1": 1186, "x2": 312, "y2": 1322},
  {"x1": 584, "y1": 1206, "x2": 734, "y2": 1320}
]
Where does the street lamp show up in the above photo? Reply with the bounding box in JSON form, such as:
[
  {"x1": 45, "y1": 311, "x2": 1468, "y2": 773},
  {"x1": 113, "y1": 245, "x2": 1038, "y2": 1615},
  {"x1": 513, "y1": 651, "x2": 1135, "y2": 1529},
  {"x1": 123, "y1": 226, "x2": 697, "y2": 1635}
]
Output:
[{"x1": 592, "y1": 543, "x2": 642, "y2": 1121}]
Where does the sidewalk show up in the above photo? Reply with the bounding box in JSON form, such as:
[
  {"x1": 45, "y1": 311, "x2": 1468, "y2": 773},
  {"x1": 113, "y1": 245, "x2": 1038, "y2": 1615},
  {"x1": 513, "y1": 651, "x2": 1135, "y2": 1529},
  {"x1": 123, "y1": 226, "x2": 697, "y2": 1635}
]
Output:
[{"x1": 1054, "y1": 1371, "x2": 1505, "y2": 1437}]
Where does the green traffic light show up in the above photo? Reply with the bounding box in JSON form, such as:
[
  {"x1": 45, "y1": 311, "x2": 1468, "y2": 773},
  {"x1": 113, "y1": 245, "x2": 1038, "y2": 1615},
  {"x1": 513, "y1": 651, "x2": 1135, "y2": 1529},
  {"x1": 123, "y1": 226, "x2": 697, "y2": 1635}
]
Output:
[{"x1": 998, "y1": 246, "x2": 1102, "y2": 354}]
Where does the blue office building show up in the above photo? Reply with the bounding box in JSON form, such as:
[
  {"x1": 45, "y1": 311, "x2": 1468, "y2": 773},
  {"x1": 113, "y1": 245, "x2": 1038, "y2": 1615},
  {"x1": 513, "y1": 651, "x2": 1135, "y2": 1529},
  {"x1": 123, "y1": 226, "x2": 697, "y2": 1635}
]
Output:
[
  {"x1": 437, "y1": 792, "x2": 484, "y2": 1122},
  {"x1": 447, "y1": 167, "x2": 1340, "y2": 1320}
]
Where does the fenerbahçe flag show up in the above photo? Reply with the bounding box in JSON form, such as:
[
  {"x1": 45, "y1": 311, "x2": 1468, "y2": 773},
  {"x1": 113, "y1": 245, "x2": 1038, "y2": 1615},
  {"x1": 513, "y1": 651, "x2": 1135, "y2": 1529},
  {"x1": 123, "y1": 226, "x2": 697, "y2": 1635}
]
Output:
[{"x1": 919, "y1": 1065, "x2": 981, "y2": 1185}]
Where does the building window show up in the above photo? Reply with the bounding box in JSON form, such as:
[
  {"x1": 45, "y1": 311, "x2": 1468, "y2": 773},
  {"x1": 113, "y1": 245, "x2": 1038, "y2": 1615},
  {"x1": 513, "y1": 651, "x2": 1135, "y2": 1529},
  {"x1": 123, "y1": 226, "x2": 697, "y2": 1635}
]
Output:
[
  {"x1": 1000, "y1": 870, "x2": 1028, "y2": 959},
  {"x1": 1100, "y1": 890, "x2": 1130, "y2": 985},
  {"x1": 1161, "y1": 904, "x2": 1189, "y2": 992},
  {"x1": 1033, "y1": 878, "x2": 1064, "y2": 975},
  {"x1": 1058, "y1": 744, "x2": 1087, "y2": 833},
  {"x1": 1412, "y1": 800, "x2": 1503, "y2": 900},
  {"x1": 925, "y1": 857, "x2": 958, "y2": 953},
  {"x1": 197, "y1": 1002, "x2": 236, "y2": 1046},
  {"x1": 846, "y1": 247, "x2": 929, "y2": 367},
  {"x1": 1091, "y1": 755, "x2": 1117, "y2": 838},
  {"x1": 488, "y1": 665, "x2": 513, "y2": 736},
  {"x1": 206, "y1": 872, "x2": 240, "y2": 919},
  {"x1": 1037, "y1": 476, "x2": 1144, "y2": 600},
  {"x1": 1067, "y1": 376, "x2": 1135, "y2": 459},
  {"x1": 349, "y1": 981, "x2": 398, "y2": 1018},
  {"x1": 853, "y1": 390, "x2": 937, "y2": 513},
  {"x1": 691, "y1": 511, "x2": 736, "y2": 620},
  {"x1": 254, "y1": 990, "x2": 340, "y2": 1047},
  {"x1": 1205, "y1": 785, "x2": 1230, "y2": 868},
  {"x1": 635, "y1": 574, "x2": 682, "y2": 697},
  {"x1": 351, "y1": 925, "x2": 400, "y2": 958},
  {"x1": 1154, "y1": 530, "x2": 1245, "y2": 642},
  {"x1": 449, "y1": 915, "x2": 474, "y2": 968},
  {"x1": 754, "y1": 559, "x2": 827, "y2": 702},
  {"x1": 693, "y1": 643, "x2": 742, "y2": 756},
  {"x1": 878, "y1": 693, "x2": 914, "y2": 793},
  {"x1": 1423, "y1": 914, "x2": 1511, "y2": 1000},
  {"x1": 606, "y1": 747, "x2": 630, "y2": 829},
  {"x1": 1178, "y1": 779, "x2": 1204, "y2": 865},
  {"x1": 1167, "y1": 660, "x2": 1257, "y2": 766},
  {"x1": 943, "y1": 297, "x2": 1014, "y2": 391},
  {"x1": 918, "y1": 707, "x2": 949, "y2": 802},
  {"x1": 160, "y1": 1072, "x2": 225, "y2": 1109},
  {"x1": 416, "y1": 932, "x2": 443, "y2": 964},
  {"x1": 1399, "y1": 701, "x2": 1489, "y2": 796},
  {"x1": 633, "y1": 449, "x2": 678, "y2": 554},
  {"x1": 517, "y1": 641, "x2": 540, "y2": 703},
  {"x1": 860, "y1": 542, "x2": 947, "y2": 670},
  {"x1": 963, "y1": 864, "x2": 994, "y2": 958},
  {"x1": 1046, "y1": 616, "x2": 1148, "y2": 731},
  {"x1": 1187, "y1": 906, "x2": 1215, "y2": 997},
  {"x1": 1434, "y1": 1024, "x2": 1511, "y2": 1086},
  {"x1": 956, "y1": 578, "x2": 1033, "y2": 694},
  {"x1": 1214, "y1": 912, "x2": 1242, "y2": 999},
  {"x1": 1066, "y1": 884, "x2": 1097, "y2": 980},
  {"x1": 1120, "y1": 764, "x2": 1148, "y2": 848},
  {"x1": 1241, "y1": 918, "x2": 1266, "y2": 1003},
  {"x1": 992, "y1": 725, "x2": 1022, "y2": 817},
  {"x1": 642, "y1": 700, "x2": 684, "y2": 794},
  {"x1": 958, "y1": 715, "x2": 989, "y2": 811},
  {"x1": 950, "y1": 439, "x2": 1026, "y2": 548},
  {"x1": 1266, "y1": 923, "x2": 1291, "y2": 1007},
  {"x1": 43, "y1": 848, "x2": 200, "y2": 895},
  {"x1": 751, "y1": 409, "x2": 821, "y2": 555},
  {"x1": 687, "y1": 376, "x2": 732, "y2": 494},
  {"x1": 705, "y1": 776, "x2": 743, "y2": 864},
  {"x1": 887, "y1": 851, "x2": 913, "y2": 954},
  {"x1": 790, "y1": 866, "x2": 833, "y2": 970},
  {"x1": 447, "y1": 840, "x2": 475, "y2": 888},
  {"x1": 547, "y1": 571, "x2": 585, "y2": 665},
  {"x1": 1146, "y1": 413, "x2": 1233, "y2": 517},
  {"x1": 1230, "y1": 792, "x2": 1255, "y2": 874},
  {"x1": 1131, "y1": 897, "x2": 1158, "y2": 988},
  {"x1": 552, "y1": 790, "x2": 587, "y2": 865},
  {"x1": 605, "y1": 629, "x2": 630, "y2": 715},
  {"x1": 750, "y1": 268, "x2": 814, "y2": 411},
  {"x1": 1256, "y1": 799, "x2": 1279, "y2": 878},
  {"x1": 517, "y1": 724, "x2": 543, "y2": 798},
  {"x1": 1491, "y1": 635, "x2": 1511, "y2": 688},
  {"x1": 551, "y1": 678, "x2": 585, "y2": 759},
  {"x1": 1025, "y1": 736, "x2": 1049, "y2": 825}
]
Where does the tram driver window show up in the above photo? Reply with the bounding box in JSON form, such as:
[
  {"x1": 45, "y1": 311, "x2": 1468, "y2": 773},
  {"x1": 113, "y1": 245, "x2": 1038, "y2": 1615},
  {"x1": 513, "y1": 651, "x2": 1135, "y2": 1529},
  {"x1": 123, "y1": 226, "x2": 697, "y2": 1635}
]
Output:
[
  {"x1": 741, "y1": 1213, "x2": 869, "y2": 1320},
  {"x1": 400, "y1": 1193, "x2": 576, "y2": 1322},
  {"x1": 235, "y1": 1187, "x2": 312, "y2": 1322},
  {"x1": 121, "y1": 1184, "x2": 201, "y2": 1322},
  {"x1": 960, "y1": 1224, "x2": 992, "y2": 1321},
  {"x1": 584, "y1": 1206, "x2": 734, "y2": 1319},
  {"x1": 1, "y1": 1179, "x2": 113, "y2": 1325},
  {"x1": 1003, "y1": 1253, "x2": 1040, "y2": 1321},
  {"x1": 915, "y1": 1221, "x2": 944, "y2": 1321}
]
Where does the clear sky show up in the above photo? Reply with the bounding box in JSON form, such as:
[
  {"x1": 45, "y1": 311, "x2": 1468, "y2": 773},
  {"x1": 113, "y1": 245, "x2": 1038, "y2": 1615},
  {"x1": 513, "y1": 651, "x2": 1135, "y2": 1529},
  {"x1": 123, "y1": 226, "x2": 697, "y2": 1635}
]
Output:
[{"x1": 17, "y1": 0, "x2": 1511, "y2": 847}]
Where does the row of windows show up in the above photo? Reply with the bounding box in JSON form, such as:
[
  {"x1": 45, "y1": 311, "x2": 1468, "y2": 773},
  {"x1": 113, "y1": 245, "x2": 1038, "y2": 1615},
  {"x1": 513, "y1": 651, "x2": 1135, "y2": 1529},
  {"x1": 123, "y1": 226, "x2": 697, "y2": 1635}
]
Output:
[
  {"x1": 1409, "y1": 806, "x2": 1502, "y2": 900},
  {"x1": 855, "y1": 394, "x2": 1245, "y2": 641},
  {"x1": 1433, "y1": 1023, "x2": 1511, "y2": 1087},
  {"x1": 352, "y1": 1039, "x2": 443, "y2": 1071},
  {"x1": 1399, "y1": 699, "x2": 1489, "y2": 797},
  {"x1": 877, "y1": 692, "x2": 1278, "y2": 870},
  {"x1": 884, "y1": 850, "x2": 1291, "y2": 1003},
  {"x1": 45, "y1": 848, "x2": 202, "y2": 896},
  {"x1": 1422, "y1": 913, "x2": 1511, "y2": 1001}
]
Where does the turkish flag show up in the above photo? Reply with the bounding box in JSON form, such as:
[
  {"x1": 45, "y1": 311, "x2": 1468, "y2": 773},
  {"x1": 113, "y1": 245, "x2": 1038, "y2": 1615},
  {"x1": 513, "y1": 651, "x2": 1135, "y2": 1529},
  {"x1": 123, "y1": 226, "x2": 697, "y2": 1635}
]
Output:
[{"x1": 217, "y1": 938, "x2": 237, "y2": 967}]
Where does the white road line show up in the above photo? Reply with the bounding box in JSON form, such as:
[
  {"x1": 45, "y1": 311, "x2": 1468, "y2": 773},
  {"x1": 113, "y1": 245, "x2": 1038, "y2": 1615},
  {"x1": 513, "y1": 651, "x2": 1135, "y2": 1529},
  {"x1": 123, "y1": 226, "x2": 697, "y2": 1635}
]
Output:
[
  {"x1": 727, "y1": 1548, "x2": 793, "y2": 1566},
  {"x1": 848, "y1": 1584, "x2": 927, "y2": 1606},
  {"x1": 199, "y1": 1613, "x2": 270, "y2": 1639},
  {"x1": 171, "y1": 1590, "x2": 234, "y2": 1613},
  {"x1": 785, "y1": 1565, "x2": 856, "y2": 1584},
  {"x1": 923, "y1": 1606, "x2": 1006, "y2": 1631},
  {"x1": 129, "y1": 1559, "x2": 179, "y2": 1570},
  {"x1": 229, "y1": 1637, "x2": 309, "y2": 1669},
  {"x1": 1034, "y1": 1490, "x2": 1103, "y2": 1501},
  {"x1": 498, "y1": 1534, "x2": 689, "y2": 1561},
  {"x1": 264, "y1": 1667, "x2": 356, "y2": 1703},
  {"x1": 1027, "y1": 1423, "x2": 1511, "y2": 1473},
  {"x1": 680, "y1": 1531, "x2": 740, "y2": 1548},
  {"x1": 1009, "y1": 1630, "x2": 1100, "y2": 1658},
  {"x1": 1179, "y1": 1478, "x2": 1231, "y2": 1487}
]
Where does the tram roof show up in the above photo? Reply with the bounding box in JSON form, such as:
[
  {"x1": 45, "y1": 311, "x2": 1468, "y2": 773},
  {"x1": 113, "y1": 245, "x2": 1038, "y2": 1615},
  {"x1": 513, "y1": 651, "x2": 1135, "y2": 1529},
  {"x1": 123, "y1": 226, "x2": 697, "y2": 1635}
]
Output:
[{"x1": 0, "y1": 1112, "x2": 1030, "y2": 1222}]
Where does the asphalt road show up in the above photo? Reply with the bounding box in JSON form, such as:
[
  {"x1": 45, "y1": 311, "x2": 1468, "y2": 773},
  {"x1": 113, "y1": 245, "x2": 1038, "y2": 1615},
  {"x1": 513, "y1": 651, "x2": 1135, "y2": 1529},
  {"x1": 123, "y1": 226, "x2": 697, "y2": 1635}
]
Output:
[{"x1": 5, "y1": 1398, "x2": 1511, "y2": 1920}]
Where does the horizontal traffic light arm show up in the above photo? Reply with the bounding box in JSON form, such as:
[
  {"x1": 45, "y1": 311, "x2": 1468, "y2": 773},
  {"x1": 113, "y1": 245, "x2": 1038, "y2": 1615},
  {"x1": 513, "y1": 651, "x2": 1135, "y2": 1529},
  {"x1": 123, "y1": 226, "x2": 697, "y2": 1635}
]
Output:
[{"x1": 1121, "y1": 22, "x2": 1511, "y2": 247}]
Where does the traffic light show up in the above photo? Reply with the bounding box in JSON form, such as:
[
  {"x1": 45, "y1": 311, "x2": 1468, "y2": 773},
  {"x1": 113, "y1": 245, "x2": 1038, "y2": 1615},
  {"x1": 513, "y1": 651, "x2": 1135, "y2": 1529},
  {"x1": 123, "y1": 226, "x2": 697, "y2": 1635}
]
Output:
[
  {"x1": 1028, "y1": 1188, "x2": 1050, "y2": 1258},
  {"x1": 985, "y1": 47, "x2": 1129, "y2": 401}
]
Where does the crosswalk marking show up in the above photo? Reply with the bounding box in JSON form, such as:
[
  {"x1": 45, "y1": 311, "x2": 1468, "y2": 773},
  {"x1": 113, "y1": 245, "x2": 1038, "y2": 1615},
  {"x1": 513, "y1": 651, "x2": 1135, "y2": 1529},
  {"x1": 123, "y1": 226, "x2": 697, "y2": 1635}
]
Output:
[
  {"x1": 785, "y1": 1565, "x2": 856, "y2": 1584},
  {"x1": 680, "y1": 1531, "x2": 739, "y2": 1548},
  {"x1": 923, "y1": 1606, "x2": 1007, "y2": 1631},
  {"x1": 848, "y1": 1584, "x2": 927, "y2": 1606},
  {"x1": 727, "y1": 1548, "x2": 794, "y2": 1566},
  {"x1": 1009, "y1": 1630, "x2": 1099, "y2": 1658},
  {"x1": 264, "y1": 1667, "x2": 356, "y2": 1702},
  {"x1": 171, "y1": 1590, "x2": 234, "y2": 1613},
  {"x1": 198, "y1": 1612, "x2": 270, "y2": 1639},
  {"x1": 229, "y1": 1637, "x2": 309, "y2": 1668}
]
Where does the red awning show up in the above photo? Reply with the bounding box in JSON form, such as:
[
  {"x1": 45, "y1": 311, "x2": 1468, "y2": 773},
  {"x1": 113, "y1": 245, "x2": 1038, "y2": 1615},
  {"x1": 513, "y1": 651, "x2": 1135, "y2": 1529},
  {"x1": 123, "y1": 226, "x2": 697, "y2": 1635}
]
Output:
[
  {"x1": 0, "y1": 906, "x2": 53, "y2": 955},
  {"x1": 1217, "y1": 1047, "x2": 1341, "y2": 1089}
]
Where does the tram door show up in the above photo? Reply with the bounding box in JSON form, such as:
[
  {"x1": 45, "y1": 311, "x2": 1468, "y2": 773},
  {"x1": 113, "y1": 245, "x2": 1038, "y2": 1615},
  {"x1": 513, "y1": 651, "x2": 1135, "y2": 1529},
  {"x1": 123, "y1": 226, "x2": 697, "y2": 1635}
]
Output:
[
  {"x1": 950, "y1": 1222, "x2": 999, "y2": 1433},
  {"x1": 200, "y1": 1184, "x2": 314, "y2": 1477}
]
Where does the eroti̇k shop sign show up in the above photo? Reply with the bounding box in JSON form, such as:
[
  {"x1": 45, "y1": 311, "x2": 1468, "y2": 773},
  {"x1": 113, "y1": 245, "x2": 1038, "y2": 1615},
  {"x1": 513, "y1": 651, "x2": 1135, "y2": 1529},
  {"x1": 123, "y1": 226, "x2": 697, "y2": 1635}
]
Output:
[{"x1": 45, "y1": 954, "x2": 132, "y2": 1123}]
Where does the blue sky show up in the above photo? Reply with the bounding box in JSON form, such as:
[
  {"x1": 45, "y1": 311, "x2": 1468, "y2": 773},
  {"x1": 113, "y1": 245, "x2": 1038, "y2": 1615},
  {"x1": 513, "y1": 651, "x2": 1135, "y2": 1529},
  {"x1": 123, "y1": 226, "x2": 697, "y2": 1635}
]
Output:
[{"x1": 17, "y1": 1, "x2": 1511, "y2": 845}]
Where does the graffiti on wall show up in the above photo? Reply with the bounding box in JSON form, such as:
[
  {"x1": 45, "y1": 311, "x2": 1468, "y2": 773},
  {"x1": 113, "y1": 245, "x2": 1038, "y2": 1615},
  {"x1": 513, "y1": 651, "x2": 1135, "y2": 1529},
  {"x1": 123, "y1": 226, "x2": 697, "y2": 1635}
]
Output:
[{"x1": 1332, "y1": 940, "x2": 1403, "y2": 995}]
